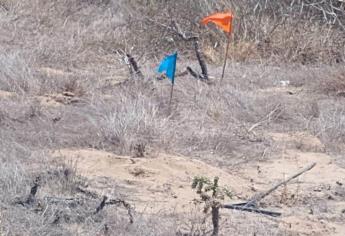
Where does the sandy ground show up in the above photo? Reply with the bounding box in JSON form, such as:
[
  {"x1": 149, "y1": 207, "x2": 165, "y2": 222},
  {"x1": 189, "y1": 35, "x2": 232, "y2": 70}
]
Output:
[
  {"x1": 52, "y1": 149, "x2": 250, "y2": 213},
  {"x1": 52, "y1": 129, "x2": 345, "y2": 236}
]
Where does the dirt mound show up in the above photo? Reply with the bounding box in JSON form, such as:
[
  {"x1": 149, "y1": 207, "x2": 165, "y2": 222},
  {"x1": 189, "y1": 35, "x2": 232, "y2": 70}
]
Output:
[
  {"x1": 35, "y1": 72, "x2": 344, "y2": 235},
  {"x1": 51, "y1": 131, "x2": 345, "y2": 235},
  {"x1": 52, "y1": 149, "x2": 250, "y2": 213}
]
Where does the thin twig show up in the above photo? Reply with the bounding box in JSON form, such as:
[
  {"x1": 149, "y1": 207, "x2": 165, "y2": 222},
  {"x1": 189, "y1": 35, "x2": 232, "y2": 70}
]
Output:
[
  {"x1": 248, "y1": 103, "x2": 282, "y2": 133},
  {"x1": 246, "y1": 162, "x2": 316, "y2": 207}
]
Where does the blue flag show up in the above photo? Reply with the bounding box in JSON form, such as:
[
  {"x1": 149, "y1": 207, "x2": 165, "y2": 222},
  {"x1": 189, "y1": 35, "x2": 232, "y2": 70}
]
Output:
[{"x1": 157, "y1": 52, "x2": 177, "y2": 84}]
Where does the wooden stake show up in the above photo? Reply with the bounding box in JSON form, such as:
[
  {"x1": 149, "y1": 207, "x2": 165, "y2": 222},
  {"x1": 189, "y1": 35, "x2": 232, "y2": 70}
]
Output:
[
  {"x1": 221, "y1": 31, "x2": 231, "y2": 82},
  {"x1": 168, "y1": 82, "x2": 174, "y2": 112}
]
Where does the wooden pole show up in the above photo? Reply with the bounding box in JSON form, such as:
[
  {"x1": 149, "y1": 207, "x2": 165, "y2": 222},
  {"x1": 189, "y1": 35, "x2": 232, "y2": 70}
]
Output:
[
  {"x1": 220, "y1": 31, "x2": 231, "y2": 82},
  {"x1": 168, "y1": 82, "x2": 174, "y2": 112}
]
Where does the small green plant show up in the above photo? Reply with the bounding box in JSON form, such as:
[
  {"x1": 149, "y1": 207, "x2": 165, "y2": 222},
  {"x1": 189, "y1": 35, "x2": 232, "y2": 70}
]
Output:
[{"x1": 192, "y1": 176, "x2": 232, "y2": 236}]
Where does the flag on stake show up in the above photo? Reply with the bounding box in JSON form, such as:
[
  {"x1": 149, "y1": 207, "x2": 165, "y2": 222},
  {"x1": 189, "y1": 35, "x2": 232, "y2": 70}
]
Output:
[
  {"x1": 202, "y1": 12, "x2": 234, "y2": 82},
  {"x1": 157, "y1": 52, "x2": 178, "y2": 111},
  {"x1": 201, "y1": 12, "x2": 234, "y2": 33},
  {"x1": 157, "y1": 52, "x2": 177, "y2": 84}
]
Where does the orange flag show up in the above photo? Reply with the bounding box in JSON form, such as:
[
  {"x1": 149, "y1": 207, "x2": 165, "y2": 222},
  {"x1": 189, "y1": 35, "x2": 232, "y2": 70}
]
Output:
[{"x1": 201, "y1": 12, "x2": 234, "y2": 33}]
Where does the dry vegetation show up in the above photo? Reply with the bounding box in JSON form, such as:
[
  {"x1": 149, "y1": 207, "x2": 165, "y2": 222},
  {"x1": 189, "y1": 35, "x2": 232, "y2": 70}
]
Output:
[{"x1": 0, "y1": 0, "x2": 345, "y2": 235}]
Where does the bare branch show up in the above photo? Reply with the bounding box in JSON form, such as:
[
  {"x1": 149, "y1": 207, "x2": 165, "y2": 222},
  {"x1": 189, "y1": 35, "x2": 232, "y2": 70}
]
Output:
[{"x1": 245, "y1": 162, "x2": 316, "y2": 207}]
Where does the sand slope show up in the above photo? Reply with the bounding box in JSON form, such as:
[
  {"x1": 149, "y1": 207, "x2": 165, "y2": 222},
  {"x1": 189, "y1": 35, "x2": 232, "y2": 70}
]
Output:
[{"x1": 51, "y1": 130, "x2": 345, "y2": 235}]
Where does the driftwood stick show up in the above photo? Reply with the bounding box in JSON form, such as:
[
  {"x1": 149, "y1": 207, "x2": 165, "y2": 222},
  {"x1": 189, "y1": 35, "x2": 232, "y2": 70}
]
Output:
[
  {"x1": 246, "y1": 163, "x2": 316, "y2": 207},
  {"x1": 222, "y1": 204, "x2": 281, "y2": 217},
  {"x1": 193, "y1": 40, "x2": 208, "y2": 80},
  {"x1": 222, "y1": 163, "x2": 316, "y2": 217},
  {"x1": 126, "y1": 54, "x2": 144, "y2": 79}
]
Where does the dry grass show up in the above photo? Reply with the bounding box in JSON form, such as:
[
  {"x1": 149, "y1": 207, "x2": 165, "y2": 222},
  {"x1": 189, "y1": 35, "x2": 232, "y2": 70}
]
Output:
[
  {"x1": 123, "y1": 0, "x2": 345, "y2": 64},
  {"x1": 0, "y1": 0, "x2": 345, "y2": 235},
  {"x1": 318, "y1": 70, "x2": 345, "y2": 96}
]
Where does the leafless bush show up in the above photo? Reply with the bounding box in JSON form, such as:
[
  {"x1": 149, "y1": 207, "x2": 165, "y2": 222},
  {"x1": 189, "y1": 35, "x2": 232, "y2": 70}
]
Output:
[
  {"x1": 1, "y1": 0, "x2": 344, "y2": 73},
  {"x1": 122, "y1": 0, "x2": 345, "y2": 64}
]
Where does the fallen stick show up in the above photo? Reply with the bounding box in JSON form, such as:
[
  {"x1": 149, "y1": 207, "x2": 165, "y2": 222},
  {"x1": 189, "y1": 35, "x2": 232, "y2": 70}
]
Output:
[
  {"x1": 223, "y1": 163, "x2": 316, "y2": 217},
  {"x1": 222, "y1": 204, "x2": 281, "y2": 217},
  {"x1": 245, "y1": 162, "x2": 316, "y2": 207}
]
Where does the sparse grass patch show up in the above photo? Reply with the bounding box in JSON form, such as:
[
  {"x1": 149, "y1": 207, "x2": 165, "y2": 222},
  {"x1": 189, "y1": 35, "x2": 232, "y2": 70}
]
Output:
[
  {"x1": 311, "y1": 99, "x2": 345, "y2": 149},
  {"x1": 0, "y1": 52, "x2": 38, "y2": 95}
]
